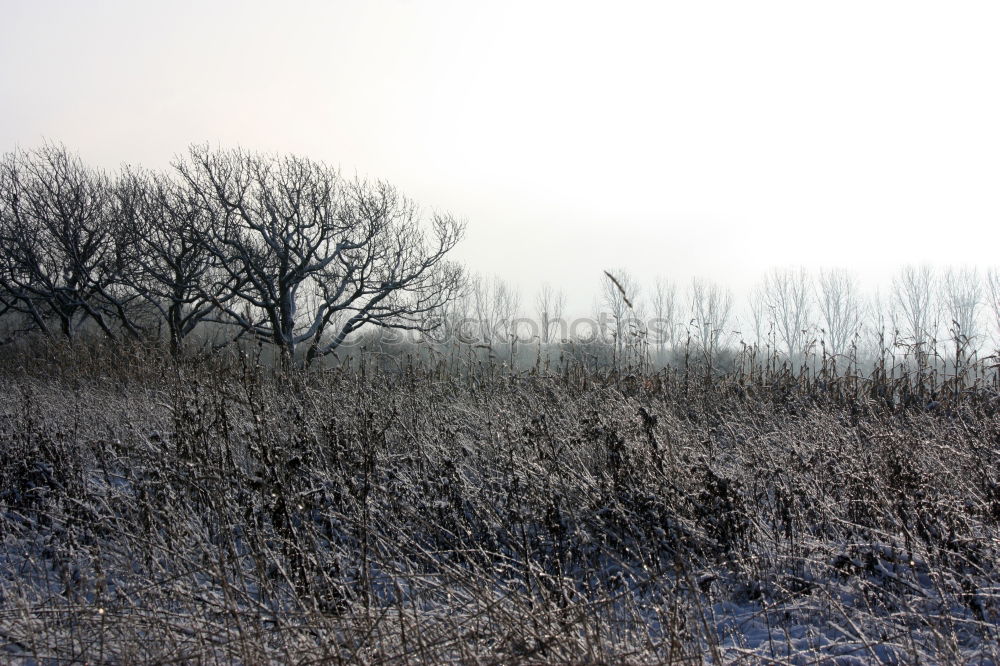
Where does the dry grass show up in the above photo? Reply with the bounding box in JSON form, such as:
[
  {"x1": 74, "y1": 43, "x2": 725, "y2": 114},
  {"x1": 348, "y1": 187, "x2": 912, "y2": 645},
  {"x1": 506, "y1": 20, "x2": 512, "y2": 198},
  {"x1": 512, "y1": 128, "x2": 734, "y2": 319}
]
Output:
[{"x1": 0, "y1": 341, "x2": 998, "y2": 663}]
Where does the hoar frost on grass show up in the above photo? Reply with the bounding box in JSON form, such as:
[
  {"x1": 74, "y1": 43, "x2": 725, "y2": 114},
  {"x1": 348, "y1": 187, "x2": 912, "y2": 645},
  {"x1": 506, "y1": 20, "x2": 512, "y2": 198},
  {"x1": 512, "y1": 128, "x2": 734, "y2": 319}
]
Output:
[{"x1": 0, "y1": 361, "x2": 998, "y2": 663}]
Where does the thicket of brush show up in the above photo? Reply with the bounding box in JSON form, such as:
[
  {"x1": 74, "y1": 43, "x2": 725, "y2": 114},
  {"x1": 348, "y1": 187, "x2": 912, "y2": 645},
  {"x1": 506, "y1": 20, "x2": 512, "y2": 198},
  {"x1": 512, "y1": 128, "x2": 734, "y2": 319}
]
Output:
[{"x1": 1, "y1": 340, "x2": 999, "y2": 663}]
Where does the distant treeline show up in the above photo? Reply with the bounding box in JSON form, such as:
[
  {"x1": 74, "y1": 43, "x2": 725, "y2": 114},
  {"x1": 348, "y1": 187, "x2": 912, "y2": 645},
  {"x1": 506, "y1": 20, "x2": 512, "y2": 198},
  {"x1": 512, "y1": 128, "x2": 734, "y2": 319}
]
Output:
[{"x1": 426, "y1": 264, "x2": 1000, "y2": 385}]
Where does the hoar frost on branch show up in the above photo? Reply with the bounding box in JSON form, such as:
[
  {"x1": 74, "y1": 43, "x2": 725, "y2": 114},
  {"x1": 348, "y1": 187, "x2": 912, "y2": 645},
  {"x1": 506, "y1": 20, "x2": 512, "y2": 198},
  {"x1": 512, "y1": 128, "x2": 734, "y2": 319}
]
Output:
[
  {"x1": 0, "y1": 144, "x2": 466, "y2": 362},
  {"x1": 175, "y1": 146, "x2": 465, "y2": 364},
  {"x1": 0, "y1": 144, "x2": 142, "y2": 341}
]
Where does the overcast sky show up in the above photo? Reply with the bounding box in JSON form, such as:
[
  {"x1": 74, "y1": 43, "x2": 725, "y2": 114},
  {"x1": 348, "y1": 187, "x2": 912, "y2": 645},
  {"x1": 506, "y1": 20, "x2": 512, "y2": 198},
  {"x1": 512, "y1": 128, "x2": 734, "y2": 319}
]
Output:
[{"x1": 2, "y1": 0, "x2": 998, "y2": 313}]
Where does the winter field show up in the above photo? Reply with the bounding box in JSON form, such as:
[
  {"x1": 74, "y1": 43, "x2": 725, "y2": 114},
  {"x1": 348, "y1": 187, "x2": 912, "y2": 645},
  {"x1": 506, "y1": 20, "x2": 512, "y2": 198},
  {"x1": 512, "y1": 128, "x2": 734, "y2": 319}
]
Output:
[
  {"x1": 4, "y1": 0, "x2": 1000, "y2": 659},
  {"x1": 0, "y1": 142, "x2": 996, "y2": 663},
  {"x1": 1, "y1": 341, "x2": 998, "y2": 664}
]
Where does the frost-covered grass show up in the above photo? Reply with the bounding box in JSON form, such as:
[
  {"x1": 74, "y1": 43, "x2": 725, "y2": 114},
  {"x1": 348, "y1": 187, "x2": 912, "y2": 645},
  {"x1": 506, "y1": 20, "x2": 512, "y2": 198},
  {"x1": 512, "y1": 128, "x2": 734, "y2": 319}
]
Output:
[{"x1": 0, "y1": 346, "x2": 998, "y2": 663}]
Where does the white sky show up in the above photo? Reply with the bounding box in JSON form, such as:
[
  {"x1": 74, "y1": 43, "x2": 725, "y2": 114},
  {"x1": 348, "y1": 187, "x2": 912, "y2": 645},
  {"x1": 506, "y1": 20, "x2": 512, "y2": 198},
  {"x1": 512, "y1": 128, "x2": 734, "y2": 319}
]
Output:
[{"x1": 2, "y1": 0, "x2": 998, "y2": 314}]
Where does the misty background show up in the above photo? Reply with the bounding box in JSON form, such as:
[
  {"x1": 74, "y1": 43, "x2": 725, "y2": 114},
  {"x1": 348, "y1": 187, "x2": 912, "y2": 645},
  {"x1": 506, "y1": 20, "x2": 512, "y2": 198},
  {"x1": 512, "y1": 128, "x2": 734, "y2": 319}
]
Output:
[{"x1": 2, "y1": 0, "x2": 999, "y2": 317}]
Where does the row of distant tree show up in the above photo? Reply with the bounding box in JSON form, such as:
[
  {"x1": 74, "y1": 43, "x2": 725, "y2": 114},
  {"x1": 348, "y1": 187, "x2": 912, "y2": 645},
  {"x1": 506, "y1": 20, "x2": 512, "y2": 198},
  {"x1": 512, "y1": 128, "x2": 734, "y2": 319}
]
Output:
[
  {"x1": 741, "y1": 265, "x2": 1000, "y2": 364},
  {"x1": 437, "y1": 266, "x2": 1000, "y2": 373},
  {"x1": 0, "y1": 144, "x2": 465, "y2": 364}
]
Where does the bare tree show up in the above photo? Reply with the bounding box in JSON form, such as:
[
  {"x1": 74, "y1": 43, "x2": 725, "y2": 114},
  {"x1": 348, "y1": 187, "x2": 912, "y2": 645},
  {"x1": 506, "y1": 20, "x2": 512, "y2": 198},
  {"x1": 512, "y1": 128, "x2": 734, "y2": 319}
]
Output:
[
  {"x1": 602, "y1": 269, "x2": 645, "y2": 370},
  {"x1": 940, "y1": 266, "x2": 982, "y2": 363},
  {"x1": 986, "y1": 267, "x2": 1000, "y2": 352},
  {"x1": 176, "y1": 145, "x2": 464, "y2": 365},
  {"x1": 0, "y1": 144, "x2": 140, "y2": 341},
  {"x1": 891, "y1": 265, "x2": 937, "y2": 362},
  {"x1": 472, "y1": 274, "x2": 520, "y2": 346},
  {"x1": 535, "y1": 282, "x2": 566, "y2": 344},
  {"x1": 650, "y1": 276, "x2": 678, "y2": 361},
  {"x1": 748, "y1": 284, "x2": 769, "y2": 350},
  {"x1": 816, "y1": 268, "x2": 864, "y2": 358},
  {"x1": 439, "y1": 274, "x2": 479, "y2": 348},
  {"x1": 759, "y1": 267, "x2": 812, "y2": 359},
  {"x1": 687, "y1": 277, "x2": 733, "y2": 366},
  {"x1": 117, "y1": 168, "x2": 231, "y2": 355}
]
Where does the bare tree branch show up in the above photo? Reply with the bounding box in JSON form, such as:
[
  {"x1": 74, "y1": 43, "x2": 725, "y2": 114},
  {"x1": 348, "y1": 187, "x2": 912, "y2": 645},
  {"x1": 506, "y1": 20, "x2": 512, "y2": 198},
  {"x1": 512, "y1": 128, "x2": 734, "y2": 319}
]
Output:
[
  {"x1": 0, "y1": 144, "x2": 142, "y2": 341},
  {"x1": 175, "y1": 146, "x2": 464, "y2": 365}
]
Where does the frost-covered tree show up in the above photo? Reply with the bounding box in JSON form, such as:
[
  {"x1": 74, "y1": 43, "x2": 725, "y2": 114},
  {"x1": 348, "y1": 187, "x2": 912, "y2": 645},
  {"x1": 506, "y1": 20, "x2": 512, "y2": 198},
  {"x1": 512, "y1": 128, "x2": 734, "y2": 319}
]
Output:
[
  {"x1": 650, "y1": 276, "x2": 678, "y2": 359},
  {"x1": 891, "y1": 265, "x2": 938, "y2": 362},
  {"x1": 472, "y1": 274, "x2": 520, "y2": 346},
  {"x1": 176, "y1": 145, "x2": 464, "y2": 365},
  {"x1": 759, "y1": 267, "x2": 812, "y2": 358},
  {"x1": 986, "y1": 267, "x2": 1000, "y2": 351},
  {"x1": 535, "y1": 282, "x2": 566, "y2": 344},
  {"x1": 0, "y1": 144, "x2": 140, "y2": 340},
  {"x1": 687, "y1": 277, "x2": 733, "y2": 366},
  {"x1": 602, "y1": 270, "x2": 645, "y2": 369},
  {"x1": 940, "y1": 267, "x2": 983, "y2": 367},
  {"x1": 117, "y1": 168, "x2": 232, "y2": 355},
  {"x1": 816, "y1": 268, "x2": 864, "y2": 358}
]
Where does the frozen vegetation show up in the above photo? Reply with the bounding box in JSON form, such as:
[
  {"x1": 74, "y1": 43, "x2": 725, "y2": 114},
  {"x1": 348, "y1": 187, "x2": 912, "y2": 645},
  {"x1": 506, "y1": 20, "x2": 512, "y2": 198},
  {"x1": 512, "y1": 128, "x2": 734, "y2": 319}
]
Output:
[{"x1": 0, "y1": 342, "x2": 998, "y2": 664}]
